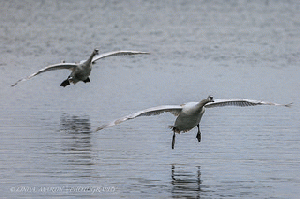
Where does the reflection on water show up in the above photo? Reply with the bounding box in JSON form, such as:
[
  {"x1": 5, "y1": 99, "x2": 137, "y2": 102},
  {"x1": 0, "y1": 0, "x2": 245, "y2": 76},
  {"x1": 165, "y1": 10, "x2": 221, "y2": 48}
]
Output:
[
  {"x1": 171, "y1": 165, "x2": 204, "y2": 199},
  {"x1": 1, "y1": 0, "x2": 299, "y2": 198},
  {"x1": 59, "y1": 114, "x2": 93, "y2": 167},
  {"x1": 60, "y1": 114, "x2": 91, "y2": 134}
]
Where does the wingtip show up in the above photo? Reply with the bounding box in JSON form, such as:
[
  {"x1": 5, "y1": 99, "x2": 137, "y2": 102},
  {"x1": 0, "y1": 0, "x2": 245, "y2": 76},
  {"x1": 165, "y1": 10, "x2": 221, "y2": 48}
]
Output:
[
  {"x1": 95, "y1": 126, "x2": 105, "y2": 132},
  {"x1": 11, "y1": 77, "x2": 29, "y2": 87},
  {"x1": 126, "y1": 51, "x2": 150, "y2": 55},
  {"x1": 11, "y1": 80, "x2": 21, "y2": 87},
  {"x1": 284, "y1": 102, "x2": 293, "y2": 107}
]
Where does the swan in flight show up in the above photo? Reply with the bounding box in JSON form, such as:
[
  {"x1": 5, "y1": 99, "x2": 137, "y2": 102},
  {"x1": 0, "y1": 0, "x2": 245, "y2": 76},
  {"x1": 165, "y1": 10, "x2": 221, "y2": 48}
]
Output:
[
  {"x1": 95, "y1": 96, "x2": 291, "y2": 149},
  {"x1": 11, "y1": 49, "x2": 150, "y2": 87}
]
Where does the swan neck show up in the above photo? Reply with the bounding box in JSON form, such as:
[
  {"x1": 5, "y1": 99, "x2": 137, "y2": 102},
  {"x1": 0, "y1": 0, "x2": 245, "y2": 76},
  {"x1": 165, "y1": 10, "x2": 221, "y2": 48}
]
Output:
[
  {"x1": 84, "y1": 52, "x2": 96, "y2": 66},
  {"x1": 196, "y1": 99, "x2": 210, "y2": 110},
  {"x1": 87, "y1": 53, "x2": 95, "y2": 63}
]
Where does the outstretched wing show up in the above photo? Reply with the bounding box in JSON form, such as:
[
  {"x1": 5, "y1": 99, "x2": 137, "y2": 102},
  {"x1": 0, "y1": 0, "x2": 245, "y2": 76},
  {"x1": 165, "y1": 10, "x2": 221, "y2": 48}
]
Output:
[
  {"x1": 95, "y1": 105, "x2": 182, "y2": 132},
  {"x1": 91, "y1": 50, "x2": 150, "y2": 64},
  {"x1": 11, "y1": 63, "x2": 77, "y2": 86},
  {"x1": 205, "y1": 99, "x2": 292, "y2": 108}
]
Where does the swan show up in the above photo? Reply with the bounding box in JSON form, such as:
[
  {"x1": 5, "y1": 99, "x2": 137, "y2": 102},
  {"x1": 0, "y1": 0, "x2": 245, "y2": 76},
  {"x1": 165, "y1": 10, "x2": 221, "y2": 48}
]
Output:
[
  {"x1": 95, "y1": 96, "x2": 291, "y2": 149},
  {"x1": 11, "y1": 49, "x2": 150, "y2": 87}
]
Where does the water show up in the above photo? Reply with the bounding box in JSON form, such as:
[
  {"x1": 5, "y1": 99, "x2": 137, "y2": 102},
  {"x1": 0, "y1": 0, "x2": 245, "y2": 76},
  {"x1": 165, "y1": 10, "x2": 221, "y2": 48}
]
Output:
[{"x1": 1, "y1": 0, "x2": 300, "y2": 198}]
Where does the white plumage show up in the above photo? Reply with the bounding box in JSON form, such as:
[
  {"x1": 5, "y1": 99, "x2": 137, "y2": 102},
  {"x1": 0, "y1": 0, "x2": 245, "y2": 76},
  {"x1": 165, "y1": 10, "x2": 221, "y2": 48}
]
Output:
[
  {"x1": 11, "y1": 49, "x2": 150, "y2": 87},
  {"x1": 96, "y1": 96, "x2": 291, "y2": 149}
]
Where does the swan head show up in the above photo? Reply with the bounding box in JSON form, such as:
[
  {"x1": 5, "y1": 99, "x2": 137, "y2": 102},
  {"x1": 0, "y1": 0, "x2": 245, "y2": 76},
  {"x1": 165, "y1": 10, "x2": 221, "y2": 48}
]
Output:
[
  {"x1": 207, "y1": 95, "x2": 214, "y2": 102},
  {"x1": 198, "y1": 96, "x2": 214, "y2": 107},
  {"x1": 93, "y1": 49, "x2": 99, "y2": 56}
]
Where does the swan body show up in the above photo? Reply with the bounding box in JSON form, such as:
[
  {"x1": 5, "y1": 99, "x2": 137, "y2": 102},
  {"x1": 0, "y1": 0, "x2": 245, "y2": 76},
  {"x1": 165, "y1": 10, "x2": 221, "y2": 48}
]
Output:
[
  {"x1": 96, "y1": 96, "x2": 291, "y2": 149},
  {"x1": 11, "y1": 49, "x2": 150, "y2": 87}
]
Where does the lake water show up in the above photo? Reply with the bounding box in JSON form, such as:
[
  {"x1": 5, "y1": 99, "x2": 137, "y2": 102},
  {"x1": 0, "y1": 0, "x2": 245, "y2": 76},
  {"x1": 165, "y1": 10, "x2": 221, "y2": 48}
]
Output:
[{"x1": 1, "y1": 0, "x2": 300, "y2": 198}]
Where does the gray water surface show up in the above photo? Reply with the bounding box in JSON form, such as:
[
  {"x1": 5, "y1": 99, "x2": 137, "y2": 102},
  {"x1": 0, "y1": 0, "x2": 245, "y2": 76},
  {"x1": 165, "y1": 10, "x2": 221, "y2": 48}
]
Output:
[{"x1": 1, "y1": 1, "x2": 300, "y2": 198}]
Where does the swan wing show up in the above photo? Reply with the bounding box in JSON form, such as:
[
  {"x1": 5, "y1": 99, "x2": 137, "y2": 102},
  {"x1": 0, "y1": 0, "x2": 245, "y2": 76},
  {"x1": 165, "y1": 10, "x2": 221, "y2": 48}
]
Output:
[
  {"x1": 205, "y1": 99, "x2": 292, "y2": 108},
  {"x1": 95, "y1": 105, "x2": 182, "y2": 131},
  {"x1": 11, "y1": 63, "x2": 77, "y2": 86},
  {"x1": 91, "y1": 50, "x2": 150, "y2": 64}
]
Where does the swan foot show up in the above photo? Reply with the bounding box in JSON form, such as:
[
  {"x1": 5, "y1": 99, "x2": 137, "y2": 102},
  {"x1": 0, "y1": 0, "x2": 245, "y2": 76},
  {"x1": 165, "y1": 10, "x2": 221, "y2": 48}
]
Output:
[
  {"x1": 172, "y1": 132, "x2": 176, "y2": 149},
  {"x1": 196, "y1": 124, "x2": 201, "y2": 142},
  {"x1": 196, "y1": 132, "x2": 201, "y2": 142},
  {"x1": 83, "y1": 77, "x2": 90, "y2": 83},
  {"x1": 60, "y1": 79, "x2": 70, "y2": 87}
]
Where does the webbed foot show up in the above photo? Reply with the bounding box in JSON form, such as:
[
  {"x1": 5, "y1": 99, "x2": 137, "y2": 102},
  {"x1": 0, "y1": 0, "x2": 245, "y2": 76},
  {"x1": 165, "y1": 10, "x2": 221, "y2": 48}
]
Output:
[
  {"x1": 60, "y1": 79, "x2": 70, "y2": 87},
  {"x1": 83, "y1": 77, "x2": 90, "y2": 83}
]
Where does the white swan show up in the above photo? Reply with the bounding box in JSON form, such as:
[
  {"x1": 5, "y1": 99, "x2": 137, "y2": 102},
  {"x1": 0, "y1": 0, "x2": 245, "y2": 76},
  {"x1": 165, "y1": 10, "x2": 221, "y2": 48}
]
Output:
[
  {"x1": 95, "y1": 96, "x2": 291, "y2": 149},
  {"x1": 11, "y1": 49, "x2": 150, "y2": 87}
]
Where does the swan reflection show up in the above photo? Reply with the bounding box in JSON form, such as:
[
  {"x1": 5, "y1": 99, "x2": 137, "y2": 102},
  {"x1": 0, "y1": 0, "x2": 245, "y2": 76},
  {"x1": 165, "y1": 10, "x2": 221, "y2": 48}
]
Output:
[
  {"x1": 60, "y1": 114, "x2": 91, "y2": 134},
  {"x1": 60, "y1": 114, "x2": 92, "y2": 166},
  {"x1": 171, "y1": 165, "x2": 203, "y2": 198}
]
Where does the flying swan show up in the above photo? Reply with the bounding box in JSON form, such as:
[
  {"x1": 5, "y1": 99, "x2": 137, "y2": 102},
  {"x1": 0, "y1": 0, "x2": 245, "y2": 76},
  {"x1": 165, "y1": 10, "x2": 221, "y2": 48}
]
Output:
[
  {"x1": 95, "y1": 96, "x2": 291, "y2": 149},
  {"x1": 11, "y1": 49, "x2": 150, "y2": 87}
]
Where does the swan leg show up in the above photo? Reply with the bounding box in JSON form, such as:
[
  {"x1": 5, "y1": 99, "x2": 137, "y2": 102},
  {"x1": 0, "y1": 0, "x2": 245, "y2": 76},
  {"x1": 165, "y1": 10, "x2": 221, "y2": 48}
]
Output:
[
  {"x1": 83, "y1": 77, "x2": 90, "y2": 83},
  {"x1": 60, "y1": 79, "x2": 70, "y2": 87},
  {"x1": 172, "y1": 132, "x2": 176, "y2": 149},
  {"x1": 196, "y1": 124, "x2": 201, "y2": 142}
]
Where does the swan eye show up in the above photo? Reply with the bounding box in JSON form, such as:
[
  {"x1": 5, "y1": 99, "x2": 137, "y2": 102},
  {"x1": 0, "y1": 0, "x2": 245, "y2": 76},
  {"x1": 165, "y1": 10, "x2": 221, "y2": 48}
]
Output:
[{"x1": 209, "y1": 96, "x2": 213, "y2": 101}]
